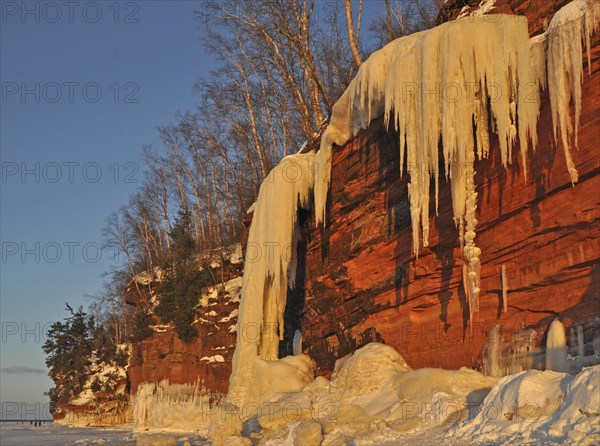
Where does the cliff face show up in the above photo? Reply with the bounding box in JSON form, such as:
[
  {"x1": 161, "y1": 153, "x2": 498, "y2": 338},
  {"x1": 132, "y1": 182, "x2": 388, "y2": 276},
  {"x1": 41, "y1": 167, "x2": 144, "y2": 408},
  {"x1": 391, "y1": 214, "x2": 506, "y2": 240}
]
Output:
[
  {"x1": 299, "y1": 1, "x2": 600, "y2": 376},
  {"x1": 128, "y1": 0, "x2": 599, "y2": 398},
  {"x1": 128, "y1": 277, "x2": 241, "y2": 396},
  {"x1": 54, "y1": 389, "x2": 130, "y2": 427},
  {"x1": 54, "y1": 358, "x2": 130, "y2": 427}
]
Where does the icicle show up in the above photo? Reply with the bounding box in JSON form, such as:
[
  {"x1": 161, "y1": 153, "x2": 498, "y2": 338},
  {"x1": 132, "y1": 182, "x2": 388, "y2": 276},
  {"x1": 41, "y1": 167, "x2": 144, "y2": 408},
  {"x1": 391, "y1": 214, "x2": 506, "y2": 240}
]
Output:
[
  {"x1": 228, "y1": 152, "x2": 315, "y2": 409},
  {"x1": 576, "y1": 325, "x2": 585, "y2": 357},
  {"x1": 463, "y1": 159, "x2": 480, "y2": 323},
  {"x1": 484, "y1": 325, "x2": 503, "y2": 377},
  {"x1": 132, "y1": 380, "x2": 212, "y2": 431},
  {"x1": 313, "y1": 8, "x2": 599, "y2": 324},
  {"x1": 501, "y1": 264, "x2": 508, "y2": 313},
  {"x1": 546, "y1": 319, "x2": 568, "y2": 372},
  {"x1": 530, "y1": 34, "x2": 547, "y2": 92},
  {"x1": 547, "y1": 0, "x2": 600, "y2": 184},
  {"x1": 315, "y1": 16, "x2": 540, "y2": 319}
]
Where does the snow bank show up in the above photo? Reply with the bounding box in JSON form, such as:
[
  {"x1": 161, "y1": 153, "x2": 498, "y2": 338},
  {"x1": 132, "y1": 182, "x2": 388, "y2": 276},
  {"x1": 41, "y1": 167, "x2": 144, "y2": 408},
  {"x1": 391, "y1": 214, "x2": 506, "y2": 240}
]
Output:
[
  {"x1": 557, "y1": 365, "x2": 600, "y2": 419},
  {"x1": 251, "y1": 343, "x2": 498, "y2": 444},
  {"x1": 452, "y1": 365, "x2": 600, "y2": 445},
  {"x1": 388, "y1": 367, "x2": 498, "y2": 432},
  {"x1": 473, "y1": 370, "x2": 573, "y2": 423},
  {"x1": 228, "y1": 153, "x2": 315, "y2": 409},
  {"x1": 229, "y1": 343, "x2": 600, "y2": 446},
  {"x1": 328, "y1": 343, "x2": 411, "y2": 414}
]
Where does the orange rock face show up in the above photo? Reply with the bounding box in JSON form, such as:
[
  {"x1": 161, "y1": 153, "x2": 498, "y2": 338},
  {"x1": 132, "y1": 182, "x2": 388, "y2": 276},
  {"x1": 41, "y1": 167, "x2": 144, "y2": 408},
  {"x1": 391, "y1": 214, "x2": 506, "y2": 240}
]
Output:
[
  {"x1": 128, "y1": 283, "x2": 239, "y2": 395},
  {"x1": 128, "y1": 0, "x2": 599, "y2": 392},
  {"x1": 301, "y1": 2, "x2": 600, "y2": 375}
]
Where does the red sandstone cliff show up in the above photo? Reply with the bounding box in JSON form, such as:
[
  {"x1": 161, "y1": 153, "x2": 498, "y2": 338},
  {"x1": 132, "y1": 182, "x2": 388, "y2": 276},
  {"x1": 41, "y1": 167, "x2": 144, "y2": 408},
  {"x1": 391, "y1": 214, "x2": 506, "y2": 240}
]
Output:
[
  {"x1": 300, "y1": 0, "x2": 600, "y2": 376},
  {"x1": 129, "y1": 0, "x2": 600, "y2": 396},
  {"x1": 128, "y1": 276, "x2": 241, "y2": 396}
]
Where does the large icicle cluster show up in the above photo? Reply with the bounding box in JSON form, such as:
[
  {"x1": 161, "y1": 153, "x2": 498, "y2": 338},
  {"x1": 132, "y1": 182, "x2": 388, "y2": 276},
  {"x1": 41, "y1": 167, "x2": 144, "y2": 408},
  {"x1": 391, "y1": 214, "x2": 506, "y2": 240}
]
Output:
[
  {"x1": 228, "y1": 152, "x2": 315, "y2": 408},
  {"x1": 547, "y1": 0, "x2": 600, "y2": 183},
  {"x1": 315, "y1": 15, "x2": 540, "y2": 319},
  {"x1": 315, "y1": 3, "x2": 599, "y2": 323}
]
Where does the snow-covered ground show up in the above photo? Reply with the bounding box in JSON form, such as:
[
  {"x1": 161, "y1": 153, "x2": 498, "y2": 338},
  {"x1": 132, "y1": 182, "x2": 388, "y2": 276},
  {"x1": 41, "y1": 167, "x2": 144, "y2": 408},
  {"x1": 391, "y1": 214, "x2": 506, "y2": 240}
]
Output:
[
  {"x1": 0, "y1": 423, "x2": 136, "y2": 445},
  {"x1": 215, "y1": 343, "x2": 597, "y2": 446},
  {"x1": 14, "y1": 353, "x2": 599, "y2": 445},
  {"x1": 0, "y1": 423, "x2": 209, "y2": 445},
  {"x1": 128, "y1": 341, "x2": 598, "y2": 445}
]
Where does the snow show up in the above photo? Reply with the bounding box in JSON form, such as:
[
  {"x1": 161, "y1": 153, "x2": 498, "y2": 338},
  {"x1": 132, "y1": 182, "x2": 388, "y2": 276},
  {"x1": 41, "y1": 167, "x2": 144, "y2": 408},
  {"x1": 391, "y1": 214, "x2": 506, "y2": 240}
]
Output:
[
  {"x1": 557, "y1": 365, "x2": 600, "y2": 418},
  {"x1": 200, "y1": 276, "x2": 243, "y2": 307},
  {"x1": 227, "y1": 153, "x2": 315, "y2": 408},
  {"x1": 475, "y1": 370, "x2": 572, "y2": 422},
  {"x1": 55, "y1": 347, "x2": 130, "y2": 425},
  {"x1": 244, "y1": 343, "x2": 498, "y2": 444},
  {"x1": 150, "y1": 324, "x2": 170, "y2": 333},
  {"x1": 451, "y1": 365, "x2": 600, "y2": 445},
  {"x1": 219, "y1": 308, "x2": 238, "y2": 323},
  {"x1": 126, "y1": 340, "x2": 600, "y2": 445},
  {"x1": 133, "y1": 267, "x2": 164, "y2": 285},
  {"x1": 249, "y1": 344, "x2": 599, "y2": 446},
  {"x1": 70, "y1": 388, "x2": 95, "y2": 406},
  {"x1": 328, "y1": 343, "x2": 412, "y2": 414},
  {"x1": 547, "y1": 0, "x2": 600, "y2": 183},
  {"x1": 0, "y1": 424, "x2": 137, "y2": 445},
  {"x1": 200, "y1": 355, "x2": 225, "y2": 363},
  {"x1": 457, "y1": 0, "x2": 496, "y2": 18}
]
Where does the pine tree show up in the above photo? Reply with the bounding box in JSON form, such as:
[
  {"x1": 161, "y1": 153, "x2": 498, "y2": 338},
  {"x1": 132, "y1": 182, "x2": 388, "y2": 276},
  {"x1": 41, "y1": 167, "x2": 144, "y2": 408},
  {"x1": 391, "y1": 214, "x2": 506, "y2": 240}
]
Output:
[
  {"x1": 154, "y1": 206, "x2": 209, "y2": 343},
  {"x1": 42, "y1": 305, "x2": 95, "y2": 413}
]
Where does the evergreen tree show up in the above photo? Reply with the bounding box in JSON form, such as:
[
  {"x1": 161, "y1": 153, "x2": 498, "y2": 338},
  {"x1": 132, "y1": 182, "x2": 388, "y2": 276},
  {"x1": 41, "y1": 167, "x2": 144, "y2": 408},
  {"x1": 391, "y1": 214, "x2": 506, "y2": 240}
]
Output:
[
  {"x1": 43, "y1": 305, "x2": 95, "y2": 413},
  {"x1": 132, "y1": 309, "x2": 155, "y2": 342},
  {"x1": 154, "y1": 206, "x2": 209, "y2": 343}
]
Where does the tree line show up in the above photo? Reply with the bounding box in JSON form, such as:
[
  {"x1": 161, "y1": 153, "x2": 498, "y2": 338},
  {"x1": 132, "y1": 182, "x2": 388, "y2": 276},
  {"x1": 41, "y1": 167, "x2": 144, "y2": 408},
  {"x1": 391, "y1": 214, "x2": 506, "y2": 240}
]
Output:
[{"x1": 83, "y1": 0, "x2": 443, "y2": 347}]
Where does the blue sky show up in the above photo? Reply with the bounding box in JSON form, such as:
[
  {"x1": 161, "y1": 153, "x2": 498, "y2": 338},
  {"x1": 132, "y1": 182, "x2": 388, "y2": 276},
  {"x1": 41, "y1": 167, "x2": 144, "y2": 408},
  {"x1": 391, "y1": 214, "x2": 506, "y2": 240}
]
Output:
[{"x1": 0, "y1": 0, "x2": 210, "y2": 411}]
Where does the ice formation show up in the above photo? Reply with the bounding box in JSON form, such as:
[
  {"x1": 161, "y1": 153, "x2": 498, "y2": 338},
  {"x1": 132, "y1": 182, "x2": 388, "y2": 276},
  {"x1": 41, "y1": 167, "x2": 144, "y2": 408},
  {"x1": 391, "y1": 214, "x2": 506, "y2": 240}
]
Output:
[
  {"x1": 132, "y1": 380, "x2": 213, "y2": 432},
  {"x1": 228, "y1": 152, "x2": 315, "y2": 408},
  {"x1": 546, "y1": 319, "x2": 569, "y2": 372},
  {"x1": 314, "y1": 3, "x2": 599, "y2": 323},
  {"x1": 315, "y1": 15, "x2": 541, "y2": 322},
  {"x1": 222, "y1": 1, "x2": 600, "y2": 438},
  {"x1": 501, "y1": 264, "x2": 508, "y2": 313},
  {"x1": 547, "y1": 0, "x2": 600, "y2": 183}
]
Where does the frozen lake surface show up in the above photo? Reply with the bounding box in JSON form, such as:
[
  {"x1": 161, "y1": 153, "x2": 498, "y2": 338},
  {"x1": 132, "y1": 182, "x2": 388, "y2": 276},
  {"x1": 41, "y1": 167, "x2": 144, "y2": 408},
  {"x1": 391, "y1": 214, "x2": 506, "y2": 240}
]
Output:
[{"x1": 0, "y1": 423, "x2": 207, "y2": 445}]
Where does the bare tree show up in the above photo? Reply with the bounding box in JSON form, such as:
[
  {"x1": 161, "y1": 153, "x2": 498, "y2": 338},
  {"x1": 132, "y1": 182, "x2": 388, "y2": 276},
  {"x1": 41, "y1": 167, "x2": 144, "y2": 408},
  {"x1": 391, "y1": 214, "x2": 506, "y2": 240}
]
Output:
[{"x1": 345, "y1": 0, "x2": 363, "y2": 67}]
